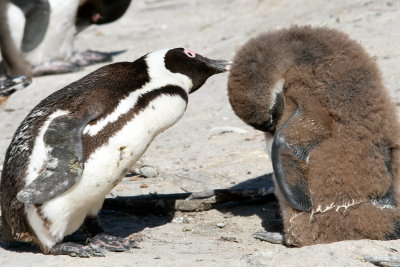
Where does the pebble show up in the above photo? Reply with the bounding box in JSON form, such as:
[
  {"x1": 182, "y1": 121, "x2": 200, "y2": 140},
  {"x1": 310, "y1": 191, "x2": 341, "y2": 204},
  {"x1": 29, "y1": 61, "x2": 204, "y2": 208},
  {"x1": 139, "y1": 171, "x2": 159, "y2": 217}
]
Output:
[
  {"x1": 132, "y1": 165, "x2": 159, "y2": 178},
  {"x1": 140, "y1": 183, "x2": 149, "y2": 188},
  {"x1": 216, "y1": 222, "x2": 226, "y2": 228},
  {"x1": 209, "y1": 126, "x2": 248, "y2": 137},
  {"x1": 219, "y1": 236, "x2": 240, "y2": 243}
]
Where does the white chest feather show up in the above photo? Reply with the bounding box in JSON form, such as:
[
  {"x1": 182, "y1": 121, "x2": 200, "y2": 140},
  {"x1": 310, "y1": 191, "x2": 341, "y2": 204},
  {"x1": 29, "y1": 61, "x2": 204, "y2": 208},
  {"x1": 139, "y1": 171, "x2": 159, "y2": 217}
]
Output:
[
  {"x1": 27, "y1": 94, "x2": 187, "y2": 249},
  {"x1": 81, "y1": 93, "x2": 187, "y2": 198}
]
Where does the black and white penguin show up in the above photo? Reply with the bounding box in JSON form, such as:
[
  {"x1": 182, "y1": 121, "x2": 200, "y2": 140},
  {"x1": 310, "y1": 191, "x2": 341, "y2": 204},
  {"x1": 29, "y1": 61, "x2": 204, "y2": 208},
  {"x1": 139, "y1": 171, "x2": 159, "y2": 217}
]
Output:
[
  {"x1": 2, "y1": 0, "x2": 131, "y2": 76},
  {"x1": 0, "y1": 48, "x2": 231, "y2": 256},
  {"x1": 228, "y1": 26, "x2": 400, "y2": 246}
]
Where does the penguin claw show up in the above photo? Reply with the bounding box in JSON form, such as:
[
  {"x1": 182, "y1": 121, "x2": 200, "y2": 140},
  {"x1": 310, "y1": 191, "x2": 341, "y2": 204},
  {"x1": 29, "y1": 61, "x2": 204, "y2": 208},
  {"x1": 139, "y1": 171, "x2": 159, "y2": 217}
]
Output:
[
  {"x1": 253, "y1": 230, "x2": 284, "y2": 244},
  {"x1": 88, "y1": 233, "x2": 138, "y2": 252},
  {"x1": 50, "y1": 242, "x2": 106, "y2": 257}
]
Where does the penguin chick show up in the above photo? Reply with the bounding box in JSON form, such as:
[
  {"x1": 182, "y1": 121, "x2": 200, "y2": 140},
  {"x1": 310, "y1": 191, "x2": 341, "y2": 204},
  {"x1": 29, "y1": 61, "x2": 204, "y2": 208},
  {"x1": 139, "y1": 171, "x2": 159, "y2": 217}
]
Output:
[
  {"x1": 0, "y1": 75, "x2": 32, "y2": 105},
  {"x1": 228, "y1": 25, "x2": 400, "y2": 246},
  {"x1": 0, "y1": 48, "x2": 231, "y2": 256}
]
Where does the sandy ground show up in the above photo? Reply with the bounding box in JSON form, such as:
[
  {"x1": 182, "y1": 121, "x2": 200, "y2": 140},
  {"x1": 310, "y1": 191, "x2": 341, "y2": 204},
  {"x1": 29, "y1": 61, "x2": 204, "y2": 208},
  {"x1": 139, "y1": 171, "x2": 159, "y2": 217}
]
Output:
[{"x1": 1, "y1": 0, "x2": 400, "y2": 266}]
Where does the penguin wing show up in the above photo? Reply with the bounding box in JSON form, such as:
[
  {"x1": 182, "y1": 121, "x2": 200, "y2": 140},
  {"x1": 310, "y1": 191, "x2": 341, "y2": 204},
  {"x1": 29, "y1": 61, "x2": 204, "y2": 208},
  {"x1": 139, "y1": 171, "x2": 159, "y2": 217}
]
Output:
[
  {"x1": 271, "y1": 109, "x2": 328, "y2": 212},
  {"x1": 17, "y1": 112, "x2": 98, "y2": 204},
  {"x1": 12, "y1": 0, "x2": 51, "y2": 52}
]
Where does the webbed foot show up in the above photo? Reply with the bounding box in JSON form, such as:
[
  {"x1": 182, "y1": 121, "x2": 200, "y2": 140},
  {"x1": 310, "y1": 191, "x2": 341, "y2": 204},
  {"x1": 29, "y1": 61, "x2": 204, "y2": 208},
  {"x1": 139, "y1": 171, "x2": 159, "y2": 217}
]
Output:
[
  {"x1": 69, "y1": 50, "x2": 126, "y2": 66},
  {"x1": 50, "y1": 242, "x2": 106, "y2": 257},
  {"x1": 32, "y1": 50, "x2": 126, "y2": 76},
  {"x1": 364, "y1": 255, "x2": 400, "y2": 267},
  {"x1": 253, "y1": 230, "x2": 284, "y2": 244},
  {"x1": 32, "y1": 61, "x2": 81, "y2": 76},
  {"x1": 88, "y1": 233, "x2": 138, "y2": 252},
  {"x1": 0, "y1": 75, "x2": 32, "y2": 97}
]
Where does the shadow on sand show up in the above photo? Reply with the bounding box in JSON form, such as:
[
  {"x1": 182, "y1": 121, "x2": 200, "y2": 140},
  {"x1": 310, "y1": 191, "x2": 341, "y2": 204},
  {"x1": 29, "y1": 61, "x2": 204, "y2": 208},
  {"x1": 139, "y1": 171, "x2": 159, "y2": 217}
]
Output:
[{"x1": 0, "y1": 173, "x2": 281, "y2": 254}]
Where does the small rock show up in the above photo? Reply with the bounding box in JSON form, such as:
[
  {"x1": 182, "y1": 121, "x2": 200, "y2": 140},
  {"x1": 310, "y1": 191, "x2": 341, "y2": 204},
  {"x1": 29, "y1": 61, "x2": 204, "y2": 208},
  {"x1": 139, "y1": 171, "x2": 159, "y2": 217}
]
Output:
[
  {"x1": 173, "y1": 214, "x2": 192, "y2": 224},
  {"x1": 216, "y1": 222, "x2": 226, "y2": 228},
  {"x1": 140, "y1": 165, "x2": 159, "y2": 178},
  {"x1": 140, "y1": 183, "x2": 149, "y2": 188},
  {"x1": 209, "y1": 126, "x2": 247, "y2": 137},
  {"x1": 132, "y1": 165, "x2": 159, "y2": 178},
  {"x1": 219, "y1": 236, "x2": 240, "y2": 243},
  {"x1": 128, "y1": 233, "x2": 144, "y2": 242},
  {"x1": 182, "y1": 227, "x2": 192, "y2": 232}
]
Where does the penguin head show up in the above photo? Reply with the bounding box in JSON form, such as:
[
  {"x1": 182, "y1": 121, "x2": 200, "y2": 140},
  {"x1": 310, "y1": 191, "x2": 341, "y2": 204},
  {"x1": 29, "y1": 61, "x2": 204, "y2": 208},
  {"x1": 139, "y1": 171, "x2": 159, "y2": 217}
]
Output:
[
  {"x1": 76, "y1": 0, "x2": 132, "y2": 32},
  {"x1": 151, "y1": 48, "x2": 232, "y2": 93},
  {"x1": 227, "y1": 36, "x2": 287, "y2": 134}
]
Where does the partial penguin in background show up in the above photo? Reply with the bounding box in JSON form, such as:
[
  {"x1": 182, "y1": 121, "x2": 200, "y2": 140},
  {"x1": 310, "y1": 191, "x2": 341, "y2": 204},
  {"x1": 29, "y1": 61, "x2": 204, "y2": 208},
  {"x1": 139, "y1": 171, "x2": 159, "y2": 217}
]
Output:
[
  {"x1": 0, "y1": 0, "x2": 131, "y2": 77},
  {"x1": 228, "y1": 25, "x2": 400, "y2": 246}
]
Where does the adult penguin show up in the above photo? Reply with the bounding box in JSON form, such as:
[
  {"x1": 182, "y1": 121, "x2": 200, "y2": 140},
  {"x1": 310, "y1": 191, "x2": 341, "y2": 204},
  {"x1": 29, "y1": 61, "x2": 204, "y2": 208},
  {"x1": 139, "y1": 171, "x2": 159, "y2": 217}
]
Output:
[{"x1": 1, "y1": 47, "x2": 231, "y2": 256}]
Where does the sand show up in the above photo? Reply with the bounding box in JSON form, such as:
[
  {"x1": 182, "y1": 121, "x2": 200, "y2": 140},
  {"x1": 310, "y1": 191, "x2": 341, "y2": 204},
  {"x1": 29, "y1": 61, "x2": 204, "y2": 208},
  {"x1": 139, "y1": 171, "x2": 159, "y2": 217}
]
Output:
[{"x1": 1, "y1": 0, "x2": 400, "y2": 266}]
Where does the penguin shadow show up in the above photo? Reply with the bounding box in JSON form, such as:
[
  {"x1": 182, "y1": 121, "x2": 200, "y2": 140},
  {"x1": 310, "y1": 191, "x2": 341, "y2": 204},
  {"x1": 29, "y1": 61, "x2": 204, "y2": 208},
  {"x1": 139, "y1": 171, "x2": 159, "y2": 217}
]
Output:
[
  {"x1": 96, "y1": 209, "x2": 173, "y2": 238},
  {"x1": 88, "y1": 174, "x2": 282, "y2": 251},
  {"x1": 215, "y1": 173, "x2": 284, "y2": 233},
  {"x1": 0, "y1": 207, "x2": 173, "y2": 254},
  {"x1": 100, "y1": 174, "x2": 283, "y2": 238},
  {"x1": 0, "y1": 175, "x2": 280, "y2": 254},
  {"x1": 0, "y1": 239, "x2": 42, "y2": 254}
]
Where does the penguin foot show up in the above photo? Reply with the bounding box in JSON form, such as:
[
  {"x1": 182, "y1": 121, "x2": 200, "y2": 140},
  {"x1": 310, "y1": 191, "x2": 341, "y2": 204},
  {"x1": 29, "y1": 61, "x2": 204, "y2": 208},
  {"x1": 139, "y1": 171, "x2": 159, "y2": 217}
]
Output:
[
  {"x1": 364, "y1": 255, "x2": 400, "y2": 267},
  {"x1": 88, "y1": 233, "x2": 138, "y2": 252},
  {"x1": 69, "y1": 50, "x2": 126, "y2": 67},
  {"x1": 32, "y1": 61, "x2": 81, "y2": 76},
  {"x1": 0, "y1": 75, "x2": 32, "y2": 97},
  {"x1": 50, "y1": 242, "x2": 106, "y2": 257},
  {"x1": 253, "y1": 230, "x2": 284, "y2": 244}
]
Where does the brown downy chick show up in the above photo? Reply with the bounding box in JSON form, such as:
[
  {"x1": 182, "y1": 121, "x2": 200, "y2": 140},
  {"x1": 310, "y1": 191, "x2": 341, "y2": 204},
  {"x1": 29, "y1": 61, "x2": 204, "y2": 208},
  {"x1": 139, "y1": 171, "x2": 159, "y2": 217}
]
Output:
[{"x1": 228, "y1": 25, "x2": 400, "y2": 246}]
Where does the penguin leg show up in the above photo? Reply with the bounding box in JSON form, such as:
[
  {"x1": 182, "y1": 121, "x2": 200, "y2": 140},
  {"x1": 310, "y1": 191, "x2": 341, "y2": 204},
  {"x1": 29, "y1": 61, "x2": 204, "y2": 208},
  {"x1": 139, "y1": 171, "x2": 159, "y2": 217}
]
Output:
[
  {"x1": 82, "y1": 216, "x2": 104, "y2": 237},
  {"x1": 82, "y1": 216, "x2": 138, "y2": 252},
  {"x1": 17, "y1": 112, "x2": 100, "y2": 204},
  {"x1": 69, "y1": 50, "x2": 126, "y2": 67}
]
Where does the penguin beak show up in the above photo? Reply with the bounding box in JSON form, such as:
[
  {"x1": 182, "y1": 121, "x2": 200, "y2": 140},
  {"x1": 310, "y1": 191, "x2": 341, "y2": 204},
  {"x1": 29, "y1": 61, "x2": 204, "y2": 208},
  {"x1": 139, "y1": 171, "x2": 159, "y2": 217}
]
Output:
[{"x1": 199, "y1": 57, "x2": 234, "y2": 73}]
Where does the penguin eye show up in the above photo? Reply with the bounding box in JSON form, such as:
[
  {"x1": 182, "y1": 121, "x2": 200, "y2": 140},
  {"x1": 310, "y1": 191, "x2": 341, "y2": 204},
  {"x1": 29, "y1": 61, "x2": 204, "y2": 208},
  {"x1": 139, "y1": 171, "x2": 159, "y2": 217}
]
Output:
[{"x1": 184, "y1": 49, "x2": 196, "y2": 58}]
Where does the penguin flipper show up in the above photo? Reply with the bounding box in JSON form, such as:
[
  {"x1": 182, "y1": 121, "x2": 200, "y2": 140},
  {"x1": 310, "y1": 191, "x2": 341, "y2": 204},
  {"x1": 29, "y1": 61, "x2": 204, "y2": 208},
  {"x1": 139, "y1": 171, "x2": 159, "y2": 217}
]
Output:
[
  {"x1": 14, "y1": 0, "x2": 51, "y2": 52},
  {"x1": 17, "y1": 113, "x2": 97, "y2": 204},
  {"x1": 271, "y1": 109, "x2": 328, "y2": 212}
]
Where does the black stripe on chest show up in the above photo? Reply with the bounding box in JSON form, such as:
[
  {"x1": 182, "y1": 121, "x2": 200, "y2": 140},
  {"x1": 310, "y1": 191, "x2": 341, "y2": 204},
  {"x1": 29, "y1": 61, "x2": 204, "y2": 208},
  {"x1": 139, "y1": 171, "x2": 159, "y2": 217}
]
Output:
[{"x1": 83, "y1": 85, "x2": 188, "y2": 160}]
